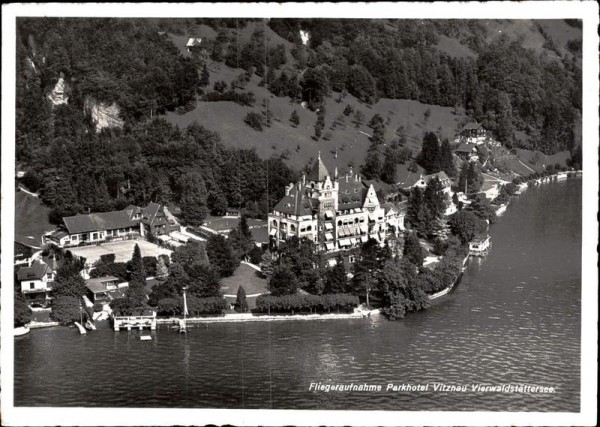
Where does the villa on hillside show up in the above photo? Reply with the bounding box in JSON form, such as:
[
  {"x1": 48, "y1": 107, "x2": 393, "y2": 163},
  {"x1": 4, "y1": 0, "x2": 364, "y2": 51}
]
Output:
[
  {"x1": 47, "y1": 203, "x2": 180, "y2": 248},
  {"x1": 454, "y1": 143, "x2": 479, "y2": 162},
  {"x1": 268, "y1": 153, "x2": 405, "y2": 262},
  {"x1": 186, "y1": 37, "x2": 205, "y2": 54},
  {"x1": 410, "y1": 172, "x2": 458, "y2": 216},
  {"x1": 16, "y1": 257, "x2": 58, "y2": 304},
  {"x1": 411, "y1": 171, "x2": 453, "y2": 194},
  {"x1": 458, "y1": 121, "x2": 487, "y2": 145}
]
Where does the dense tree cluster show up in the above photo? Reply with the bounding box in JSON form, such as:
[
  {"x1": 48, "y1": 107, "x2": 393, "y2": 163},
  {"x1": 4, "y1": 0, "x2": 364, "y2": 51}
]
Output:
[
  {"x1": 267, "y1": 19, "x2": 580, "y2": 154},
  {"x1": 51, "y1": 296, "x2": 83, "y2": 325},
  {"x1": 406, "y1": 178, "x2": 449, "y2": 238},
  {"x1": 14, "y1": 293, "x2": 32, "y2": 327},
  {"x1": 417, "y1": 132, "x2": 454, "y2": 176},
  {"x1": 22, "y1": 117, "x2": 297, "y2": 225}
]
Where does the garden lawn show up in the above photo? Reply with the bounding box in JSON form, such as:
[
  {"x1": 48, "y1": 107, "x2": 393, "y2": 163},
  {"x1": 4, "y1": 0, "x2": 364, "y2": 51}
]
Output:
[{"x1": 220, "y1": 263, "x2": 268, "y2": 310}]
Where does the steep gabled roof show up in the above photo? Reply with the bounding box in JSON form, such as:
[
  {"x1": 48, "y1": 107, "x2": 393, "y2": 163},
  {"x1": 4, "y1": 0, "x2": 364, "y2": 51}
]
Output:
[
  {"x1": 455, "y1": 143, "x2": 476, "y2": 153},
  {"x1": 423, "y1": 171, "x2": 451, "y2": 183},
  {"x1": 273, "y1": 183, "x2": 315, "y2": 216},
  {"x1": 63, "y1": 210, "x2": 138, "y2": 234},
  {"x1": 142, "y1": 202, "x2": 161, "y2": 225},
  {"x1": 462, "y1": 122, "x2": 482, "y2": 131},
  {"x1": 382, "y1": 202, "x2": 399, "y2": 215},
  {"x1": 17, "y1": 260, "x2": 49, "y2": 281}
]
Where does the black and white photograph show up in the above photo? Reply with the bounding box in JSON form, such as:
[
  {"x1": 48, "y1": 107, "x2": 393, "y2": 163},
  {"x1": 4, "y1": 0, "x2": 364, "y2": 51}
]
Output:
[{"x1": 1, "y1": 2, "x2": 598, "y2": 426}]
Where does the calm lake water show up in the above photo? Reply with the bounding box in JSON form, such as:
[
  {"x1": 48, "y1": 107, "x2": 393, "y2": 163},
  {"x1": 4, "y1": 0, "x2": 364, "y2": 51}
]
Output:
[{"x1": 14, "y1": 179, "x2": 581, "y2": 411}]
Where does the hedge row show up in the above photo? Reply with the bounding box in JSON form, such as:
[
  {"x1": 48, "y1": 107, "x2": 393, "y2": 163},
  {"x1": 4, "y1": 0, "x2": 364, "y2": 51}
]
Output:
[
  {"x1": 255, "y1": 293, "x2": 359, "y2": 314},
  {"x1": 156, "y1": 296, "x2": 228, "y2": 316}
]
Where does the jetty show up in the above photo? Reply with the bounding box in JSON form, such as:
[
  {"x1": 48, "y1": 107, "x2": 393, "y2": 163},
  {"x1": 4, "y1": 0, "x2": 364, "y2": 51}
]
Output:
[{"x1": 113, "y1": 315, "x2": 157, "y2": 331}]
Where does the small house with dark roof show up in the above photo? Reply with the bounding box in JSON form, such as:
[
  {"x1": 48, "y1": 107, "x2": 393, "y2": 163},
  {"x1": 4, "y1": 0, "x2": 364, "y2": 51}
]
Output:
[
  {"x1": 268, "y1": 153, "x2": 402, "y2": 257},
  {"x1": 85, "y1": 276, "x2": 127, "y2": 303},
  {"x1": 412, "y1": 171, "x2": 453, "y2": 193},
  {"x1": 454, "y1": 143, "x2": 479, "y2": 162},
  {"x1": 459, "y1": 121, "x2": 487, "y2": 145},
  {"x1": 17, "y1": 259, "x2": 56, "y2": 303}
]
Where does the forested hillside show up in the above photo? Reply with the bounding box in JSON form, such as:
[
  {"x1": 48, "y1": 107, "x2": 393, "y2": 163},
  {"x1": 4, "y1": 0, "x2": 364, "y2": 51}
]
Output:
[{"x1": 15, "y1": 18, "x2": 582, "y2": 225}]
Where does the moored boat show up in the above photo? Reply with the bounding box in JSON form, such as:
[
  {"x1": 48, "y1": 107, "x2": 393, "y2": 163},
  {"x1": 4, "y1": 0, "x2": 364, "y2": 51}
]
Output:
[
  {"x1": 495, "y1": 204, "x2": 507, "y2": 216},
  {"x1": 14, "y1": 326, "x2": 30, "y2": 336},
  {"x1": 74, "y1": 321, "x2": 87, "y2": 335}
]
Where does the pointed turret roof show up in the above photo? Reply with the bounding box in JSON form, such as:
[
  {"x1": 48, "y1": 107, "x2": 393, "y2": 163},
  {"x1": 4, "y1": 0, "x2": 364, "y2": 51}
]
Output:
[{"x1": 307, "y1": 152, "x2": 330, "y2": 182}]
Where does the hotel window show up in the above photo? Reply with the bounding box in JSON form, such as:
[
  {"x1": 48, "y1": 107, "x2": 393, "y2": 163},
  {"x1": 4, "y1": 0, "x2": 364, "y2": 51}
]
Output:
[
  {"x1": 30, "y1": 283, "x2": 35, "y2": 289},
  {"x1": 307, "y1": 225, "x2": 312, "y2": 231},
  {"x1": 93, "y1": 233, "x2": 98, "y2": 240},
  {"x1": 72, "y1": 235, "x2": 78, "y2": 241},
  {"x1": 338, "y1": 220, "x2": 342, "y2": 226},
  {"x1": 291, "y1": 225, "x2": 296, "y2": 232},
  {"x1": 348, "y1": 255, "x2": 356, "y2": 263}
]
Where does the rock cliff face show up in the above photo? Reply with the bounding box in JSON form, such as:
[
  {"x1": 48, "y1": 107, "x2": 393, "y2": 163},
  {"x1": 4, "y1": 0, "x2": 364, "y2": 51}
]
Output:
[
  {"x1": 83, "y1": 96, "x2": 124, "y2": 132},
  {"x1": 47, "y1": 77, "x2": 68, "y2": 106}
]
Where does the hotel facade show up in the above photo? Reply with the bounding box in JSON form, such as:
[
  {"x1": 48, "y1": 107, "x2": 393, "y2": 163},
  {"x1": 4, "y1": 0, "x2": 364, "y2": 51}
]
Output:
[{"x1": 268, "y1": 154, "x2": 404, "y2": 256}]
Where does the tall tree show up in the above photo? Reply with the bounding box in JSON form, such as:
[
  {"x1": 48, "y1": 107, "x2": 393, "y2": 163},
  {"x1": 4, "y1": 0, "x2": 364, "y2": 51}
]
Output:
[
  {"x1": 381, "y1": 146, "x2": 397, "y2": 184},
  {"x1": 269, "y1": 264, "x2": 298, "y2": 296},
  {"x1": 403, "y1": 232, "x2": 424, "y2": 266},
  {"x1": 129, "y1": 243, "x2": 146, "y2": 287},
  {"x1": 206, "y1": 234, "x2": 239, "y2": 277},
  {"x1": 289, "y1": 109, "x2": 300, "y2": 127},
  {"x1": 423, "y1": 177, "x2": 446, "y2": 221},
  {"x1": 180, "y1": 171, "x2": 209, "y2": 227},
  {"x1": 407, "y1": 187, "x2": 425, "y2": 232},
  {"x1": 418, "y1": 132, "x2": 441, "y2": 174},
  {"x1": 314, "y1": 106, "x2": 326, "y2": 139},
  {"x1": 361, "y1": 151, "x2": 382, "y2": 180},
  {"x1": 324, "y1": 254, "x2": 348, "y2": 294},
  {"x1": 439, "y1": 138, "x2": 454, "y2": 177},
  {"x1": 236, "y1": 285, "x2": 248, "y2": 312},
  {"x1": 200, "y1": 63, "x2": 210, "y2": 87},
  {"x1": 52, "y1": 255, "x2": 86, "y2": 298},
  {"x1": 229, "y1": 215, "x2": 254, "y2": 260},
  {"x1": 156, "y1": 255, "x2": 169, "y2": 279}
]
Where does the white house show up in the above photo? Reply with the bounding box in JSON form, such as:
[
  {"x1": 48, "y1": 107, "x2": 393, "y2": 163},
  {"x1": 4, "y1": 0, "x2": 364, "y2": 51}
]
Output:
[
  {"x1": 411, "y1": 171, "x2": 453, "y2": 195},
  {"x1": 186, "y1": 37, "x2": 203, "y2": 53},
  {"x1": 17, "y1": 258, "x2": 57, "y2": 304}
]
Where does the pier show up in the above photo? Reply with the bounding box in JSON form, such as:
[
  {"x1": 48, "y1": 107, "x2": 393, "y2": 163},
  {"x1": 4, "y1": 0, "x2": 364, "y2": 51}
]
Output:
[{"x1": 113, "y1": 315, "x2": 157, "y2": 331}]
